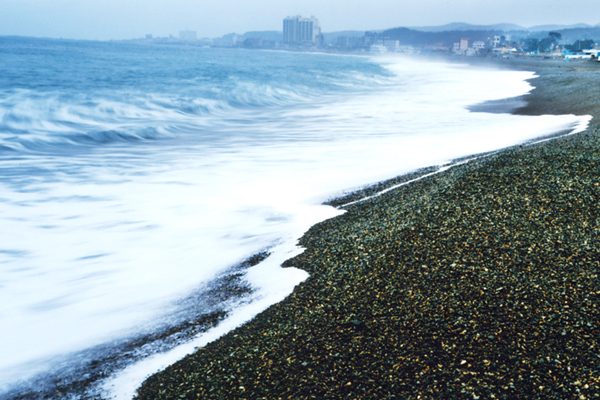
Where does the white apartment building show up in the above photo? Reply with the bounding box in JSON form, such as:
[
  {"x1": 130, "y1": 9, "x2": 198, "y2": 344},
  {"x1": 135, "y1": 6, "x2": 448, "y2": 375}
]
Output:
[
  {"x1": 283, "y1": 16, "x2": 321, "y2": 44},
  {"x1": 383, "y1": 40, "x2": 400, "y2": 53}
]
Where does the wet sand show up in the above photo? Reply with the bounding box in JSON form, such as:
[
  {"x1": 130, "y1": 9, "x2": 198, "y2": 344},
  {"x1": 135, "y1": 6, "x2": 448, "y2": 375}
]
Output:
[{"x1": 135, "y1": 56, "x2": 600, "y2": 399}]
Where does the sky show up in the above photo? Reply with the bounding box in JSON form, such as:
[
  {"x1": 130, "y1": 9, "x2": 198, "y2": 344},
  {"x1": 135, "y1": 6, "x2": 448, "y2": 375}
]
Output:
[{"x1": 0, "y1": 0, "x2": 598, "y2": 40}]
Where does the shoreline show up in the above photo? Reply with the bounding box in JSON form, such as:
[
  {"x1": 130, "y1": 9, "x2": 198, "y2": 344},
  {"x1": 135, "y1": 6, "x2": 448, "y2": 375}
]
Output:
[
  {"x1": 0, "y1": 253, "x2": 269, "y2": 400},
  {"x1": 134, "y1": 57, "x2": 600, "y2": 399}
]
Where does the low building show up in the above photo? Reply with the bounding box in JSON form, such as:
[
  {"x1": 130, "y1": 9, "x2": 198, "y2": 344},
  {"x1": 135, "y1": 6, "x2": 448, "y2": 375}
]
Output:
[
  {"x1": 583, "y1": 48, "x2": 600, "y2": 59},
  {"x1": 493, "y1": 46, "x2": 511, "y2": 55},
  {"x1": 472, "y1": 41, "x2": 486, "y2": 51},
  {"x1": 370, "y1": 44, "x2": 388, "y2": 53},
  {"x1": 466, "y1": 48, "x2": 478, "y2": 56},
  {"x1": 398, "y1": 45, "x2": 417, "y2": 54}
]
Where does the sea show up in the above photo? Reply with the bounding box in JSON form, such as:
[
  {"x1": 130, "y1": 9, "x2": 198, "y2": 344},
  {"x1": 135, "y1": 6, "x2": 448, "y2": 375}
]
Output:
[{"x1": 0, "y1": 36, "x2": 590, "y2": 399}]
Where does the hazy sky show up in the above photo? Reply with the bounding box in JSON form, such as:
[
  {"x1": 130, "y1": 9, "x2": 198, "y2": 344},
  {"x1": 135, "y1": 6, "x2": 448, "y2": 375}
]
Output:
[{"x1": 1, "y1": 0, "x2": 598, "y2": 40}]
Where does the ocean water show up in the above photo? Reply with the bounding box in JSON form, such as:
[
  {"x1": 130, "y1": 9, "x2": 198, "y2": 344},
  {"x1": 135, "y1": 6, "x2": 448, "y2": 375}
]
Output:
[{"x1": 0, "y1": 37, "x2": 590, "y2": 399}]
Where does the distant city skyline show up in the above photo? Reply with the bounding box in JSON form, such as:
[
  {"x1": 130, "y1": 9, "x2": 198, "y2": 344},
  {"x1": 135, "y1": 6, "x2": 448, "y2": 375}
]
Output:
[{"x1": 0, "y1": 0, "x2": 599, "y2": 41}]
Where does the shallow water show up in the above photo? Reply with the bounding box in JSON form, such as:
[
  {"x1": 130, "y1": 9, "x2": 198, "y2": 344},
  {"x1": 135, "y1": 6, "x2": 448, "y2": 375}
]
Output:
[{"x1": 0, "y1": 38, "x2": 590, "y2": 398}]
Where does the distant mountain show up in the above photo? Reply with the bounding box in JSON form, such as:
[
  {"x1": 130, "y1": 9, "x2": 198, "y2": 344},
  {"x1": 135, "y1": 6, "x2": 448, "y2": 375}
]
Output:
[
  {"x1": 409, "y1": 23, "x2": 526, "y2": 32},
  {"x1": 378, "y1": 26, "x2": 501, "y2": 47},
  {"x1": 376, "y1": 22, "x2": 600, "y2": 46},
  {"x1": 407, "y1": 22, "x2": 600, "y2": 35},
  {"x1": 548, "y1": 26, "x2": 600, "y2": 44},
  {"x1": 528, "y1": 23, "x2": 594, "y2": 32}
]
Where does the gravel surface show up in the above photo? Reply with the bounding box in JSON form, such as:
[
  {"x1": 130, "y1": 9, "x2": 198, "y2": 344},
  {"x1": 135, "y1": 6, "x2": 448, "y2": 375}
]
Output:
[{"x1": 135, "y1": 56, "x2": 600, "y2": 400}]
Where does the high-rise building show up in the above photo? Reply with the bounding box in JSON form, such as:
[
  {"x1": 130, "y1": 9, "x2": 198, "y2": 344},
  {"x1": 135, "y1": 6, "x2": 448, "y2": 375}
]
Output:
[
  {"x1": 460, "y1": 38, "x2": 469, "y2": 53},
  {"x1": 283, "y1": 15, "x2": 321, "y2": 44}
]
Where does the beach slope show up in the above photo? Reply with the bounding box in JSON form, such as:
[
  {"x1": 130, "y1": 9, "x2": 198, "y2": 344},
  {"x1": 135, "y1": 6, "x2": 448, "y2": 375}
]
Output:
[{"x1": 135, "y1": 58, "x2": 600, "y2": 399}]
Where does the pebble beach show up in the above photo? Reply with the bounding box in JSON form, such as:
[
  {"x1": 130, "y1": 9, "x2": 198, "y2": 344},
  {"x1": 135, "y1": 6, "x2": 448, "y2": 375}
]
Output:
[{"x1": 135, "y1": 57, "x2": 600, "y2": 400}]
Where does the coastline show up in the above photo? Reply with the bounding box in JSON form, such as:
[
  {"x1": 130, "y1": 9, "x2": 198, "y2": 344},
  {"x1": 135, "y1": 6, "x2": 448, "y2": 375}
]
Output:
[{"x1": 135, "y1": 57, "x2": 600, "y2": 399}]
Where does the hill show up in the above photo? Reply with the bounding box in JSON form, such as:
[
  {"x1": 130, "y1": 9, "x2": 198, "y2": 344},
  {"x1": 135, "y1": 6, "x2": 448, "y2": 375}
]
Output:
[{"x1": 409, "y1": 23, "x2": 526, "y2": 32}]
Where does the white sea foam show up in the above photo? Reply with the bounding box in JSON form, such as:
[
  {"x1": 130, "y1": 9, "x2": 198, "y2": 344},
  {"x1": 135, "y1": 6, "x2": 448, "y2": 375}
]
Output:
[{"x1": 0, "y1": 51, "x2": 591, "y2": 397}]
